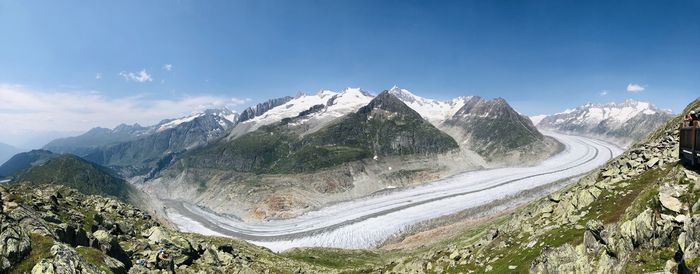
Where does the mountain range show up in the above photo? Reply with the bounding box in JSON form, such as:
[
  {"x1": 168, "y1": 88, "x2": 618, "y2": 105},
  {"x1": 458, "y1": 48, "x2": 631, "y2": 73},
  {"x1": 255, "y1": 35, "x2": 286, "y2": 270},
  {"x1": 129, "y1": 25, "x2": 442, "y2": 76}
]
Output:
[
  {"x1": 136, "y1": 87, "x2": 560, "y2": 220},
  {"x1": 533, "y1": 99, "x2": 674, "y2": 147},
  {"x1": 43, "y1": 108, "x2": 238, "y2": 177},
  {"x1": 2, "y1": 87, "x2": 567, "y2": 220},
  {"x1": 5, "y1": 88, "x2": 671, "y2": 222}
]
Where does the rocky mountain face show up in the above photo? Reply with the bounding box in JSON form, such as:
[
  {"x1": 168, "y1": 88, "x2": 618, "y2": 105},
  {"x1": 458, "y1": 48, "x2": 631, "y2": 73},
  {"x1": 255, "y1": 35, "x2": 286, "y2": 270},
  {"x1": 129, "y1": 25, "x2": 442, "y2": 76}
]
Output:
[
  {"x1": 443, "y1": 96, "x2": 549, "y2": 158},
  {"x1": 0, "y1": 142, "x2": 22, "y2": 166},
  {"x1": 388, "y1": 87, "x2": 559, "y2": 162},
  {"x1": 536, "y1": 100, "x2": 674, "y2": 147},
  {"x1": 237, "y1": 96, "x2": 293, "y2": 123},
  {"x1": 303, "y1": 91, "x2": 459, "y2": 156},
  {"x1": 0, "y1": 150, "x2": 58, "y2": 177},
  {"x1": 11, "y1": 154, "x2": 135, "y2": 202}
]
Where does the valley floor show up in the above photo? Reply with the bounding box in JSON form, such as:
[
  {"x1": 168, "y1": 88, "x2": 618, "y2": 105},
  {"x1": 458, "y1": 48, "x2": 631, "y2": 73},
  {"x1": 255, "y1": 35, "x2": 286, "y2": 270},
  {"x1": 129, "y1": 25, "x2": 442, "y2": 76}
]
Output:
[{"x1": 164, "y1": 132, "x2": 622, "y2": 251}]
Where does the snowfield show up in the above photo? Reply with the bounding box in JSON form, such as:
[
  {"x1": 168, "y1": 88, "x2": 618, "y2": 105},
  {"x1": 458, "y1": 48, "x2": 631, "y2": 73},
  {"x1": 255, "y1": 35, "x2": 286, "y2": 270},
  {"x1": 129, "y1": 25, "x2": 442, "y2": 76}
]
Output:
[{"x1": 165, "y1": 132, "x2": 622, "y2": 251}]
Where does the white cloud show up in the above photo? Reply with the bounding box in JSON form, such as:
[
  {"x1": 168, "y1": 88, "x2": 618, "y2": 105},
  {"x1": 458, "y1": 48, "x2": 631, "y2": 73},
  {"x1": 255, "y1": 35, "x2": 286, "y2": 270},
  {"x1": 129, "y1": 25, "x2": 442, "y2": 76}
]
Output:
[
  {"x1": 163, "y1": 64, "x2": 173, "y2": 71},
  {"x1": 599, "y1": 90, "x2": 608, "y2": 96},
  {"x1": 0, "y1": 84, "x2": 250, "y2": 146},
  {"x1": 95, "y1": 73, "x2": 102, "y2": 80},
  {"x1": 119, "y1": 69, "x2": 153, "y2": 82},
  {"x1": 626, "y1": 83, "x2": 645, "y2": 93}
]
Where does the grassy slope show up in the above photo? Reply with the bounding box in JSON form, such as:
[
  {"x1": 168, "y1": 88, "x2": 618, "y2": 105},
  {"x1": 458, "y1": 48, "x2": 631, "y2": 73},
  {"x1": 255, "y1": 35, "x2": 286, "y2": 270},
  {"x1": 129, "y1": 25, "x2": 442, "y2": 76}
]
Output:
[{"x1": 13, "y1": 155, "x2": 133, "y2": 202}]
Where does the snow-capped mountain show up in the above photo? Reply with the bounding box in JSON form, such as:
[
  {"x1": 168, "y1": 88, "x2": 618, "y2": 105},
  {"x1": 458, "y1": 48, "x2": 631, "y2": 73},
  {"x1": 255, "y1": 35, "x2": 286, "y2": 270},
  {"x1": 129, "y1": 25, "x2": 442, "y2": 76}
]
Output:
[
  {"x1": 157, "y1": 108, "x2": 238, "y2": 132},
  {"x1": 247, "y1": 88, "x2": 373, "y2": 125},
  {"x1": 43, "y1": 107, "x2": 239, "y2": 176},
  {"x1": 228, "y1": 88, "x2": 374, "y2": 137},
  {"x1": 535, "y1": 99, "x2": 673, "y2": 147},
  {"x1": 388, "y1": 86, "x2": 472, "y2": 125},
  {"x1": 387, "y1": 86, "x2": 556, "y2": 160}
]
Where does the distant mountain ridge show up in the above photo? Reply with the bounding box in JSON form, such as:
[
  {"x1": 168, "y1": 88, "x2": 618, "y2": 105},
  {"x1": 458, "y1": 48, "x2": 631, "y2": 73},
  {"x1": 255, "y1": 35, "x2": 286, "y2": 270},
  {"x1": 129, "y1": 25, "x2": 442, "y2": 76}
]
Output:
[
  {"x1": 12, "y1": 154, "x2": 134, "y2": 202},
  {"x1": 43, "y1": 124, "x2": 151, "y2": 155},
  {"x1": 41, "y1": 86, "x2": 561, "y2": 180},
  {"x1": 0, "y1": 149, "x2": 58, "y2": 177},
  {"x1": 0, "y1": 142, "x2": 23, "y2": 166},
  {"x1": 83, "y1": 110, "x2": 238, "y2": 177},
  {"x1": 42, "y1": 108, "x2": 239, "y2": 177},
  {"x1": 534, "y1": 99, "x2": 673, "y2": 147}
]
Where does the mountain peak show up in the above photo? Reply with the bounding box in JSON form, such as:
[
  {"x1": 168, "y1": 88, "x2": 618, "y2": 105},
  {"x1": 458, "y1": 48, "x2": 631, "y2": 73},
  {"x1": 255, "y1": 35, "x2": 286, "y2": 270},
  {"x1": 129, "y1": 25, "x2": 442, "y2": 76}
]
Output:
[{"x1": 387, "y1": 86, "x2": 419, "y2": 103}]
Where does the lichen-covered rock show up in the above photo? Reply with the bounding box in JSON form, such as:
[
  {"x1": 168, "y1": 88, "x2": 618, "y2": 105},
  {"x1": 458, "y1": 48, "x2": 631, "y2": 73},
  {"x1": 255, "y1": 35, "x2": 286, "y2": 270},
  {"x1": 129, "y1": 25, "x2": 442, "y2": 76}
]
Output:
[
  {"x1": 659, "y1": 193, "x2": 683, "y2": 213},
  {"x1": 0, "y1": 214, "x2": 31, "y2": 272},
  {"x1": 620, "y1": 208, "x2": 654, "y2": 247},
  {"x1": 531, "y1": 244, "x2": 593, "y2": 273},
  {"x1": 679, "y1": 217, "x2": 700, "y2": 260},
  {"x1": 142, "y1": 226, "x2": 170, "y2": 245}
]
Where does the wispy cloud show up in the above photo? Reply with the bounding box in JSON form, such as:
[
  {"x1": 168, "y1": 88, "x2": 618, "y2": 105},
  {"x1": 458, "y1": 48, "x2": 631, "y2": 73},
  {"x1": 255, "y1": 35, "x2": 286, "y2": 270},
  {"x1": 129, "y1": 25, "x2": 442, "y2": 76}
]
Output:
[
  {"x1": 95, "y1": 73, "x2": 102, "y2": 80},
  {"x1": 626, "y1": 83, "x2": 645, "y2": 93},
  {"x1": 599, "y1": 90, "x2": 608, "y2": 96},
  {"x1": 0, "y1": 84, "x2": 250, "y2": 146},
  {"x1": 119, "y1": 69, "x2": 153, "y2": 82},
  {"x1": 163, "y1": 64, "x2": 173, "y2": 71}
]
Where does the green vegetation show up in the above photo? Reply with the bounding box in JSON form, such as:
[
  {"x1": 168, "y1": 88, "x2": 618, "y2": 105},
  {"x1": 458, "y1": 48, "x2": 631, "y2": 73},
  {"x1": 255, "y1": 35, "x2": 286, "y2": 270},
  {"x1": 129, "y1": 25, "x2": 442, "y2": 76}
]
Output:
[
  {"x1": 12, "y1": 155, "x2": 133, "y2": 202},
  {"x1": 281, "y1": 145, "x2": 372, "y2": 172},
  {"x1": 383, "y1": 168, "x2": 430, "y2": 180},
  {"x1": 625, "y1": 246, "x2": 677, "y2": 273},
  {"x1": 11, "y1": 233, "x2": 54, "y2": 274},
  {"x1": 284, "y1": 248, "x2": 386, "y2": 271},
  {"x1": 76, "y1": 247, "x2": 115, "y2": 273}
]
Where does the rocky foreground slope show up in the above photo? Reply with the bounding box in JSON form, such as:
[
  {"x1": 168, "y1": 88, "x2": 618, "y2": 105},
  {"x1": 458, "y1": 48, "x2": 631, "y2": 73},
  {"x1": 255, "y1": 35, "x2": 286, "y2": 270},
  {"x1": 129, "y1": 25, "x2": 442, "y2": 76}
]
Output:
[
  {"x1": 0, "y1": 183, "x2": 343, "y2": 273},
  {"x1": 360, "y1": 97, "x2": 700, "y2": 273}
]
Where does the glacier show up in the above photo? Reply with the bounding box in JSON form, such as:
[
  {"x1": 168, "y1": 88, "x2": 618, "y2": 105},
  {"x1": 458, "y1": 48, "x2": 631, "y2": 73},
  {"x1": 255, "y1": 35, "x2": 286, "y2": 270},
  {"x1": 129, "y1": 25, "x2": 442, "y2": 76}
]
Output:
[{"x1": 165, "y1": 131, "x2": 622, "y2": 251}]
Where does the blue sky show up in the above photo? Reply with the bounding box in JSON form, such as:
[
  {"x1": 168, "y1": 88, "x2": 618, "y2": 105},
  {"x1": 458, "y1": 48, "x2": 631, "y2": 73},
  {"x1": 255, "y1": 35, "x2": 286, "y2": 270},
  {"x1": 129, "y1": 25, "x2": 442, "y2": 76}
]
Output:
[{"x1": 0, "y1": 0, "x2": 698, "y2": 147}]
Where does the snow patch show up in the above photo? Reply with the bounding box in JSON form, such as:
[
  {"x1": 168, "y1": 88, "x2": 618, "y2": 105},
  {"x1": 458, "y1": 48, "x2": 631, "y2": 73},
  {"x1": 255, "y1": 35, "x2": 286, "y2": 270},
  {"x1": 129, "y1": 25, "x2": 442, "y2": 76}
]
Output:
[{"x1": 388, "y1": 86, "x2": 472, "y2": 125}]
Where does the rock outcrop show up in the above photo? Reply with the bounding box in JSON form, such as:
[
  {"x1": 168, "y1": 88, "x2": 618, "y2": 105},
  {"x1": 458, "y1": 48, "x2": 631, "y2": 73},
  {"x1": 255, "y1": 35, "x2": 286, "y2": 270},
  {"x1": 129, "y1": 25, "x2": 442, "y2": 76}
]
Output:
[{"x1": 0, "y1": 183, "x2": 336, "y2": 273}]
